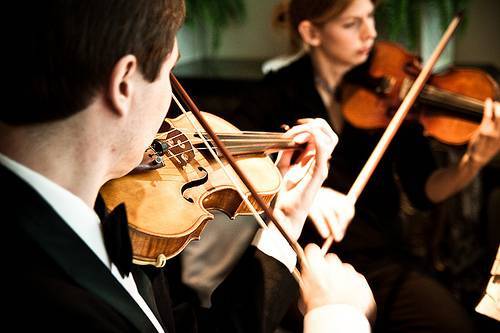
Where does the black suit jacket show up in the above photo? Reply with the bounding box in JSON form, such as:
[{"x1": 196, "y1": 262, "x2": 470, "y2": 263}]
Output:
[
  {"x1": 2, "y1": 164, "x2": 297, "y2": 332},
  {"x1": 4, "y1": 164, "x2": 158, "y2": 332}
]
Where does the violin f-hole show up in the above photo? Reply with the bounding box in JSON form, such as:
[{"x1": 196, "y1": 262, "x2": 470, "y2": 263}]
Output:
[{"x1": 181, "y1": 166, "x2": 209, "y2": 203}]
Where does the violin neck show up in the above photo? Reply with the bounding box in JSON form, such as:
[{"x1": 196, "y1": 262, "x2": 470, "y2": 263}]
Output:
[
  {"x1": 199, "y1": 131, "x2": 299, "y2": 156},
  {"x1": 156, "y1": 129, "x2": 301, "y2": 163},
  {"x1": 416, "y1": 82, "x2": 484, "y2": 122}
]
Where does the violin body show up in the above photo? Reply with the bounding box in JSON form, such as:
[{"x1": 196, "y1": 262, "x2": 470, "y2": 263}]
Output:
[
  {"x1": 341, "y1": 41, "x2": 499, "y2": 145},
  {"x1": 100, "y1": 112, "x2": 283, "y2": 267}
]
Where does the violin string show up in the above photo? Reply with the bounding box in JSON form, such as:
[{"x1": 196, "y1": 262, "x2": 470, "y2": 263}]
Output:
[
  {"x1": 156, "y1": 133, "x2": 294, "y2": 159},
  {"x1": 167, "y1": 138, "x2": 293, "y2": 150},
  {"x1": 159, "y1": 129, "x2": 289, "y2": 144},
  {"x1": 160, "y1": 145, "x2": 295, "y2": 161},
  {"x1": 157, "y1": 127, "x2": 291, "y2": 156},
  {"x1": 162, "y1": 132, "x2": 288, "y2": 142},
  {"x1": 171, "y1": 128, "x2": 289, "y2": 136},
  {"x1": 171, "y1": 95, "x2": 271, "y2": 232},
  {"x1": 158, "y1": 141, "x2": 296, "y2": 161},
  {"x1": 150, "y1": 136, "x2": 282, "y2": 160},
  {"x1": 153, "y1": 132, "x2": 294, "y2": 158},
  {"x1": 159, "y1": 124, "x2": 287, "y2": 137}
]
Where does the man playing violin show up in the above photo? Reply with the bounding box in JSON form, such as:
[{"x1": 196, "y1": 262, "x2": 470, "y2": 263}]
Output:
[
  {"x1": 1, "y1": 1, "x2": 376, "y2": 332},
  {"x1": 233, "y1": 0, "x2": 500, "y2": 332}
]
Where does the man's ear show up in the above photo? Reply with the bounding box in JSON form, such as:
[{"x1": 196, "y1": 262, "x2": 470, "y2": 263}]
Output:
[
  {"x1": 108, "y1": 55, "x2": 138, "y2": 117},
  {"x1": 298, "y1": 20, "x2": 322, "y2": 47}
]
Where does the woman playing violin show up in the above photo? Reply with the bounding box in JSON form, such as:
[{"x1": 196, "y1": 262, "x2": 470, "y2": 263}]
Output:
[{"x1": 235, "y1": 0, "x2": 500, "y2": 332}]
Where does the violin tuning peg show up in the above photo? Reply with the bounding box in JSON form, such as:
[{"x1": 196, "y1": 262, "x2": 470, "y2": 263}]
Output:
[{"x1": 154, "y1": 155, "x2": 164, "y2": 165}]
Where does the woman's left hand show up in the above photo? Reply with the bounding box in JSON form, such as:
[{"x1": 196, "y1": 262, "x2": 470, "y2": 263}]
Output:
[{"x1": 465, "y1": 98, "x2": 500, "y2": 167}]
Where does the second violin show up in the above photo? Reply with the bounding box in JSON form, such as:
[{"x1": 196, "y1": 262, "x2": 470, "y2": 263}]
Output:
[{"x1": 340, "y1": 41, "x2": 499, "y2": 145}]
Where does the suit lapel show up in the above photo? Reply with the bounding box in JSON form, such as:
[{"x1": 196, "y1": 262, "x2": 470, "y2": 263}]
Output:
[{"x1": 2, "y1": 165, "x2": 158, "y2": 332}]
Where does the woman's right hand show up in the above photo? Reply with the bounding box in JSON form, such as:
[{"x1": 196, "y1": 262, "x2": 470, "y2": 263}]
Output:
[{"x1": 308, "y1": 187, "x2": 355, "y2": 242}]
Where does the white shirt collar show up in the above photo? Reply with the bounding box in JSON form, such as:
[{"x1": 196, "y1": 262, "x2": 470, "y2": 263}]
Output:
[{"x1": 0, "y1": 152, "x2": 111, "y2": 267}]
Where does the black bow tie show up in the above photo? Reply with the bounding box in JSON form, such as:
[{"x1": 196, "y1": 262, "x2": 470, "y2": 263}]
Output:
[{"x1": 100, "y1": 202, "x2": 133, "y2": 278}]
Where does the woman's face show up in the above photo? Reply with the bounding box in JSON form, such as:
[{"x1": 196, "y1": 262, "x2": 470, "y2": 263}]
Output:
[{"x1": 314, "y1": 0, "x2": 377, "y2": 68}]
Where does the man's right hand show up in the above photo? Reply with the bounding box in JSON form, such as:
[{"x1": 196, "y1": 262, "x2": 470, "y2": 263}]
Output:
[{"x1": 299, "y1": 244, "x2": 376, "y2": 322}]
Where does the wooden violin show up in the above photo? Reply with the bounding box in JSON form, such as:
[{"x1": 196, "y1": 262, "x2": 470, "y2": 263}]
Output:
[
  {"x1": 340, "y1": 41, "x2": 499, "y2": 145},
  {"x1": 100, "y1": 111, "x2": 302, "y2": 267}
]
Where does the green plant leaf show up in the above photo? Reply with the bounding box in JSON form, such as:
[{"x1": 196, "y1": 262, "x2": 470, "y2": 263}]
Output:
[
  {"x1": 184, "y1": 0, "x2": 246, "y2": 54},
  {"x1": 376, "y1": 0, "x2": 470, "y2": 51}
]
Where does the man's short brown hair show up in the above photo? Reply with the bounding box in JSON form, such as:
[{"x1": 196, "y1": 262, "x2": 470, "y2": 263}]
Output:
[{"x1": 5, "y1": 0, "x2": 185, "y2": 124}]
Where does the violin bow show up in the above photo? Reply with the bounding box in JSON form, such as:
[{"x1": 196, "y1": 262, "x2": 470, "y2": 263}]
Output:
[
  {"x1": 170, "y1": 74, "x2": 307, "y2": 283},
  {"x1": 321, "y1": 12, "x2": 463, "y2": 255}
]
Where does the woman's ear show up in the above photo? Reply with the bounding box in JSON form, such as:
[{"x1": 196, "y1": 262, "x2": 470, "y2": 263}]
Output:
[
  {"x1": 107, "y1": 54, "x2": 138, "y2": 117},
  {"x1": 298, "y1": 20, "x2": 322, "y2": 47}
]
